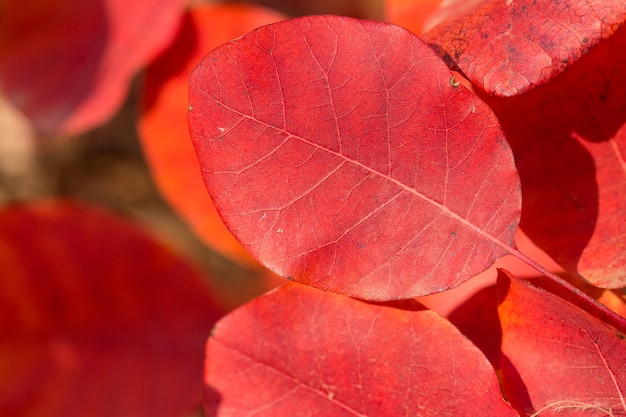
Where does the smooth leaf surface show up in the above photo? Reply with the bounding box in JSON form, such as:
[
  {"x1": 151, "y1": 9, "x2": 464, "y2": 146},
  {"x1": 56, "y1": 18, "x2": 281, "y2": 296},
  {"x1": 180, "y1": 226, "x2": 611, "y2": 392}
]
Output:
[
  {"x1": 139, "y1": 3, "x2": 287, "y2": 266},
  {"x1": 483, "y1": 25, "x2": 626, "y2": 289},
  {"x1": 385, "y1": 0, "x2": 442, "y2": 36},
  {"x1": 0, "y1": 200, "x2": 224, "y2": 417},
  {"x1": 205, "y1": 282, "x2": 517, "y2": 417},
  {"x1": 0, "y1": 0, "x2": 185, "y2": 135},
  {"x1": 423, "y1": 0, "x2": 626, "y2": 96},
  {"x1": 498, "y1": 270, "x2": 626, "y2": 416},
  {"x1": 188, "y1": 15, "x2": 521, "y2": 300}
]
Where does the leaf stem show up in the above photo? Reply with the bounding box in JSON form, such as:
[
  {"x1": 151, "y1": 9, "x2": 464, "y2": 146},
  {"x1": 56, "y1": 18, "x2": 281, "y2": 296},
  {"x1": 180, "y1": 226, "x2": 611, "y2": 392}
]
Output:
[{"x1": 507, "y1": 246, "x2": 626, "y2": 332}]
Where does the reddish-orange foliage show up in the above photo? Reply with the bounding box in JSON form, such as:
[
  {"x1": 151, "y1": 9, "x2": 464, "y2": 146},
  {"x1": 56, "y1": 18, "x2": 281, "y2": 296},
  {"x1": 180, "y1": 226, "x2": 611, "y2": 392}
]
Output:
[
  {"x1": 0, "y1": 200, "x2": 224, "y2": 417},
  {"x1": 138, "y1": 4, "x2": 287, "y2": 266},
  {"x1": 0, "y1": 0, "x2": 625, "y2": 415}
]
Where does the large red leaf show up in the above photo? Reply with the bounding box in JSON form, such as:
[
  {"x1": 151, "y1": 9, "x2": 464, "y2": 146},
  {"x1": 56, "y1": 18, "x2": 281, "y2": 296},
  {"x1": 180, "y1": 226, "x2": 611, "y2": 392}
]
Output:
[
  {"x1": 422, "y1": 0, "x2": 626, "y2": 96},
  {"x1": 498, "y1": 270, "x2": 626, "y2": 416},
  {"x1": 0, "y1": 200, "x2": 224, "y2": 417},
  {"x1": 139, "y1": 3, "x2": 287, "y2": 266},
  {"x1": 0, "y1": 0, "x2": 185, "y2": 135},
  {"x1": 205, "y1": 282, "x2": 517, "y2": 416},
  {"x1": 482, "y1": 25, "x2": 626, "y2": 289},
  {"x1": 188, "y1": 15, "x2": 521, "y2": 300}
]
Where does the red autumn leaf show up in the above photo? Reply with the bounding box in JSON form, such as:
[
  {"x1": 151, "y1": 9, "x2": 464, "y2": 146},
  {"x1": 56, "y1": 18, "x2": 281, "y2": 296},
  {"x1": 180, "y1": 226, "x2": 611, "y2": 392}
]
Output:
[
  {"x1": 139, "y1": 3, "x2": 287, "y2": 266},
  {"x1": 188, "y1": 15, "x2": 521, "y2": 300},
  {"x1": 0, "y1": 0, "x2": 185, "y2": 136},
  {"x1": 422, "y1": 0, "x2": 626, "y2": 96},
  {"x1": 482, "y1": 25, "x2": 626, "y2": 289},
  {"x1": 0, "y1": 200, "x2": 224, "y2": 417},
  {"x1": 205, "y1": 282, "x2": 517, "y2": 416},
  {"x1": 497, "y1": 270, "x2": 626, "y2": 416}
]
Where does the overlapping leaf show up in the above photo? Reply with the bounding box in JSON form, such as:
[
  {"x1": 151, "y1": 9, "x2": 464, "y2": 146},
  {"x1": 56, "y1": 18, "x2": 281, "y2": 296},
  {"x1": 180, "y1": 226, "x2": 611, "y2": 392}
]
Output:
[
  {"x1": 0, "y1": 200, "x2": 224, "y2": 417},
  {"x1": 205, "y1": 282, "x2": 517, "y2": 416},
  {"x1": 498, "y1": 270, "x2": 626, "y2": 416},
  {"x1": 483, "y1": 26, "x2": 626, "y2": 289},
  {"x1": 139, "y1": 3, "x2": 287, "y2": 266},
  {"x1": 188, "y1": 15, "x2": 521, "y2": 300},
  {"x1": 423, "y1": 0, "x2": 626, "y2": 96},
  {"x1": 0, "y1": 0, "x2": 185, "y2": 135}
]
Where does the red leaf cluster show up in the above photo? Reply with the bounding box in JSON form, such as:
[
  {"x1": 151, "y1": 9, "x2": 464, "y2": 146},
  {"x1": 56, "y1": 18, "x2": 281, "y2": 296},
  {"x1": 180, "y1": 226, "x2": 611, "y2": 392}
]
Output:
[
  {"x1": 186, "y1": 6, "x2": 626, "y2": 417},
  {"x1": 1, "y1": 0, "x2": 625, "y2": 415}
]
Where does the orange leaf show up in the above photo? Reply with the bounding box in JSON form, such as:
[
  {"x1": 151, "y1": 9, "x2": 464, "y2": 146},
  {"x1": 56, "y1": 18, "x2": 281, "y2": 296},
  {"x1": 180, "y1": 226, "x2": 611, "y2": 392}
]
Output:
[
  {"x1": 385, "y1": 0, "x2": 442, "y2": 36},
  {"x1": 138, "y1": 3, "x2": 287, "y2": 266}
]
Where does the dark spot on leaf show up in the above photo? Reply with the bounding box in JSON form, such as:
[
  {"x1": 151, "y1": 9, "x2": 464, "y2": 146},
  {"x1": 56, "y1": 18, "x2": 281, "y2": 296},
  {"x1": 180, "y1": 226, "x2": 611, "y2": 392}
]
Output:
[
  {"x1": 617, "y1": 332, "x2": 625, "y2": 340},
  {"x1": 286, "y1": 276, "x2": 294, "y2": 281},
  {"x1": 482, "y1": 33, "x2": 489, "y2": 39},
  {"x1": 582, "y1": 37, "x2": 589, "y2": 43},
  {"x1": 358, "y1": 242, "x2": 366, "y2": 249},
  {"x1": 451, "y1": 231, "x2": 457, "y2": 237},
  {"x1": 599, "y1": 94, "x2": 606, "y2": 102}
]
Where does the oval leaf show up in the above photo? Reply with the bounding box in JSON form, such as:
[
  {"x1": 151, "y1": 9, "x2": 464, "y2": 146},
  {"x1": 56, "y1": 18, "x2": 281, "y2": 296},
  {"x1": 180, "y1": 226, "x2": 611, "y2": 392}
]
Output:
[
  {"x1": 423, "y1": 0, "x2": 626, "y2": 96},
  {"x1": 0, "y1": 0, "x2": 185, "y2": 135},
  {"x1": 206, "y1": 282, "x2": 517, "y2": 416},
  {"x1": 482, "y1": 25, "x2": 626, "y2": 288},
  {"x1": 139, "y1": 4, "x2": 287, "y2": 266},
  {"x1": 498, "y1": 270, "x2": 626, "y2": 416},
  {"x1": 0, "y1": 200, "x2": 224, "y2": 417},
  {"x1": 188, "y1": 15, "x2": 521, "y2": 300}
]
